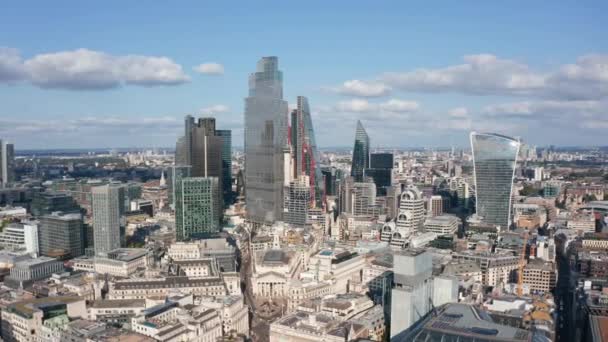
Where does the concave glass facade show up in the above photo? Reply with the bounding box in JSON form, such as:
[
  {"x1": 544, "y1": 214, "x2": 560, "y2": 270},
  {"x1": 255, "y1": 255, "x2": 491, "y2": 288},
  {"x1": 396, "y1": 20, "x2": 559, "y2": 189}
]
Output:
[{"x1": 470, "y1": 132, "x2": 520, "y2": 228}]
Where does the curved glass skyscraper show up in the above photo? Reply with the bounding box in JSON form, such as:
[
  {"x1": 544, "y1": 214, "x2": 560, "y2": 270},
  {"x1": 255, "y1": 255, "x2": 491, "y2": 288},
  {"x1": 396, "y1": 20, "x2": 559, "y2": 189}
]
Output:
[
  {"x1": 470, "y1": 132, "x2": 520, "y2": 229},
  {"x1": 351, "y1": 120, "x2": 370, "y2": 182},
  {"x1": 244, "y1": 57, "x2": 288, "y2": 225}
]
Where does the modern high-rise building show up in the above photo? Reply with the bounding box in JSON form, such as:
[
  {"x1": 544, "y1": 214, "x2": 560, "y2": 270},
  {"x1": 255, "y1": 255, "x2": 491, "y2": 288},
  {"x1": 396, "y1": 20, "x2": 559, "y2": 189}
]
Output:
[
  {"x1": 39, "y1": 212, "x2": 84, "y2": 259},
  {"x1": 470, "y1": 132, "x2": 520, "y2": 228},
  {"x1": 168, "y1": 165, "x2": 192, "y2": 210},
  {"x1": 244, "y1": 56, "x2": 288, "y2": 225},
  {"x1": 396, "y1": 185, "x2": 426, "y2": 237},
  {"x1": 364, "y1": 152, "x2": 393, "y2": 196},
  {"x1": 216, "y1": 129, "x2": 233, "y2": 205},
  {"x1": 0, "y1": 140, "x2": 15, "y2": 187},
  {"x1": 290, "y1": 96, "x2": 323, "y2": 207},
  {"x1": 92, "y1": 185, "x2": 124, "y2": 255},
  {"x1": 175, "y1": 177, "x2": 220, "y2": 240},
  {"x1": 321, "y1": 167, "x2": 341, "y2": 197},
  {"x1": 351, "y1": 120, "x2": 370, "y2": 182},
  {"x1": 177, "y1": 116, "x2": 227, "y2": 216},
  {"x1": 283, "y1": 176, "x2": 311, "y2": 227}
]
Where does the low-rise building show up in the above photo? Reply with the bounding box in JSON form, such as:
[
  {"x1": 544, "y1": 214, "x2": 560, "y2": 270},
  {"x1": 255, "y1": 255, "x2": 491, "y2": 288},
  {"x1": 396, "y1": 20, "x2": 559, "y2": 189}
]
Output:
[
  {"x1": 423, "y1": 215, "x2": 460, "y2": 235},
  {"x1": 522, "y1": 260, "x2": 556, "y2": 293},
  {"x1": 94, "y1": 248, "x2": 148, "y2": 277},
  {"x1": 88, "y1": 299, "x2": 147, "y2": 327},
  {"x1": 4, "y1": 256, "x2": 64, "y2": 289}
]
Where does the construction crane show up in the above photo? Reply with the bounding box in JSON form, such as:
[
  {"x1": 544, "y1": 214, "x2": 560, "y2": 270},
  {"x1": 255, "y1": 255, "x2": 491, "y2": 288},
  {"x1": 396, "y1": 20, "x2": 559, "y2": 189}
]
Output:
[{"x1": 517, "y1": 230, "x2": 529, "y2": 297}]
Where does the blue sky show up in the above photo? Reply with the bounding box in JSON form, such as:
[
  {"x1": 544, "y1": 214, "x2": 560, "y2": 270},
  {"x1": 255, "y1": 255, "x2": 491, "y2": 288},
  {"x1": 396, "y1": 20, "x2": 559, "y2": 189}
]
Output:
[{"x1": 1, "y1": 1, "x2": 607, "y2": 149}]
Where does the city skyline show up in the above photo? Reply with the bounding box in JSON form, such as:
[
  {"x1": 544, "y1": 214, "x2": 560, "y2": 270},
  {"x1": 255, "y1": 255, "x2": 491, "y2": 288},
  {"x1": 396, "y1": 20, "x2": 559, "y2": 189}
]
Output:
[{"x1": 1, "y1": 1, "x2": 607, "y2": 149}]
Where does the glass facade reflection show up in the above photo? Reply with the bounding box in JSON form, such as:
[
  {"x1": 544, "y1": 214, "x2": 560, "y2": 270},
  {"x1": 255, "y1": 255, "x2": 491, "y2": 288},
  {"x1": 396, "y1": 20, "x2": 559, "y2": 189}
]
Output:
[
  {"x1": 244, "y1": 57, "x2": 288, "y2": 225},
  {"x1": 351, "y1": 120, "x2": 370, "y2": 182},
  {"x1": 470, "y1": 132, "x2": 520, "y2": 228}
]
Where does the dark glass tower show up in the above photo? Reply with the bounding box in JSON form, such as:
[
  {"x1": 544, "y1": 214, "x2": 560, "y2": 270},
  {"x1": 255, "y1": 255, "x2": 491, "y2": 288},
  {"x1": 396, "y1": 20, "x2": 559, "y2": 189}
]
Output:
[
  {"x1": 365, "y1": 153, "x2": 393, "y2": 196},
  {"x1": 244, "y1": 57, "x2": 288, "y2": 225},
  {"x1": 470, "y1": 132, "x2": 520, "y2": 228},
  {"x1": 290, "y1": 96, "x2": 323, "y2": 207},
  {"x1": 351, "y1": 120, "x2": 370, "y2": 182},
  {"x1": 216, "y1": 130, "x2": 233, "y2": 205}
]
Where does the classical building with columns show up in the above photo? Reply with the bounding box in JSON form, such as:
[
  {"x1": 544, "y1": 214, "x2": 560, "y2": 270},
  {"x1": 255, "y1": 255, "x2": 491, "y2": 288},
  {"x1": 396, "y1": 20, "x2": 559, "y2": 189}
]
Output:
[{"x1": 251, "y1": 249, "x2": 302, "y2": 298}]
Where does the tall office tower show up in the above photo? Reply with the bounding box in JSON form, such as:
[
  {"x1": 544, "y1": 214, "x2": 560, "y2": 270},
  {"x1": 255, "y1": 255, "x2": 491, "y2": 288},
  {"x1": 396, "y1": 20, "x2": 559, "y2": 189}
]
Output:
[
  {"x1": 351, "y1": 120, "x2": 370, "y2": 182},
  {"x1": 0, "y1": 140, "x2": 15, "y2": 187},
  {"x1": 175, "y1": 177, "x2": 219, "y2": 240},
  {"x1": 191, "y1": 118, "x2": 224, "y2": 219},
  {"x1": 364, "y1": 152, "x2": 393, "y2": 196},
  {"x1": 390, "y1": 249, "x2": 458, "y2": 339},
  {"x1": 321, "y1": 167, "x2": 340, "y2": 197},
  {"x1": 470, "y1": 132, "x2": 520, "y2": 228},
  {"x1": 244, "y1": 56, "x2": 288, "y2": 225},
  {"x1": 290, "y1": 96, "x2": 323, "y2": 207},
  {"x1": 183, "y1": 115, "x2": 195, "y2": 166},
  {"x1": 396, "y1": 185, "x2": 426, "y2": 237},
  {"x1": 175, "y1": 136, "x2": 188, "y2": 166},
  {"x1": 283, "y1": 176, "x2": 311, "y2": 227},
  {"x1": 168, "y1": 165, "x2": 192, "y2": 210},
  {"x1": 92, "y1": 185, "x2": 123, "y2": 255},
  {"x1": 216, "y1": 130, "x2": 233, "y2": 205},
  {"x1": 428, "y1": 195, "x2": 444, "y2": 217},
  {"x1": 39, "y1": 212, "x2": 84, "y2": 259}
]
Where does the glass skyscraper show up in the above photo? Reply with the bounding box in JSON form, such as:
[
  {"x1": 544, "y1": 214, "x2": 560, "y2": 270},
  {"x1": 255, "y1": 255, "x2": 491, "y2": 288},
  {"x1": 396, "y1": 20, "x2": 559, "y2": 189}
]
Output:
[
  {"x1": 470, "y1": 132, "x2": 520, "y2": 228},
  {"x1": 0, "y1": 140, "x2": 15, "y2": 187},
  {"x1": 216, "y1": 130, "x2": 233, "y2": 205},
  {"x1": 290, "y1": 96, "x2": 323, "y2": 207},
  {"x1": 351, "y1": 120, "x2": 370, "y2": 182},
  {"x1": 244, "y1": 57, "x2": 288, "y2": 225}
]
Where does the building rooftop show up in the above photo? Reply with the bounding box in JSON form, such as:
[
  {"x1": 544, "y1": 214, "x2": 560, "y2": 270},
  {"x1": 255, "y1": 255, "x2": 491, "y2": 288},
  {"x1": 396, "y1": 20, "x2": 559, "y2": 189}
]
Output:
[
  {"x1": 408, "y1": 303, "x2": 531, "y2": 341},
  {"x1": 91, "y1": 299, "x2": 146, "y2": 309}
]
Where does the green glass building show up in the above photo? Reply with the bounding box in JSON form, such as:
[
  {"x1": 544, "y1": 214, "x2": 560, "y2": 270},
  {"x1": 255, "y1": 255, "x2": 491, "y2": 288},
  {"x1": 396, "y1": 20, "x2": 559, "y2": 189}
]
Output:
[{"x1": 175, "y1": 177, "x2": 219, "y2": 241}]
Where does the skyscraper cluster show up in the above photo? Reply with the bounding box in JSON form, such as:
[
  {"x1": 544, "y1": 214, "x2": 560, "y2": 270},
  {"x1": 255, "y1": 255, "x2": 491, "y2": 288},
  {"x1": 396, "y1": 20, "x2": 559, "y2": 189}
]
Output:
[
  {"x1": 173, "y1": 115, "x2": 232, "y2": 240},
  {"x1": 244, "y1": 57, "x2": 323, "y2": 228}
]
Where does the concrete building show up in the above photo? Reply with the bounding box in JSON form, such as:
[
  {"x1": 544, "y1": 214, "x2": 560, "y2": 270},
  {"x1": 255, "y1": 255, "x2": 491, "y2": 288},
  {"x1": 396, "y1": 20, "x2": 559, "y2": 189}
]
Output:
[
  {"x1": 39, "y1": 212, "x2": 84, "y2": 259},
  {"x1": 390, "y1": 249, "x2": 458, "y2": 339},
  {"x1": 5, "y1": 256, "x2": 64, "y2": 288},
  {"x1": 167, "y1": 238, "x2": 237, "y2": 272},
  {"x1": 428, "y1": 195, "x2": 444, "y2": 217},
  {"x1": 402, "y1": 303, "x2": 532, "y2": 341},
  {"x1": 270, "y1": 311, "x2": 369, "y2": 342},
  {"x1": 522, "y1": 260, "x2": 556, "y2": 293},
  {"x1": 396, "y1": 185, "x2": 426, "y2": 237},
  {"x1": 0, "y1": 221, "x2": 38, "y2": 254},
  {"x1": 88, "y1": 299, "x2": 147, "y2": 327},
  {"x1": 251, "y1": 249, "x2": 302, "y2": 298},
  {"x1": 1, "y1": 297, "x2": 86, "y2": 342},
  {"x1": 92, "y1": 185, "x2": 124, "y2": 255},
  {"x1": 423, "y1": 215, "x2": 460, "y2": 235},
  {"x1": 309, "y1": 249, "x2": 365, "y2": 293},
  {"x1": 0, "y1": 139, "x2": 15, "y2": 187},
  {"x1": 108, "y1": 276, "x2": 227, "y2": 300},
  {"x1": 454, "y1": 251, "x2": 519, "y2": 287},
  {"x1": 93, "y1": 248, "x2": 148, "y2": 277}
]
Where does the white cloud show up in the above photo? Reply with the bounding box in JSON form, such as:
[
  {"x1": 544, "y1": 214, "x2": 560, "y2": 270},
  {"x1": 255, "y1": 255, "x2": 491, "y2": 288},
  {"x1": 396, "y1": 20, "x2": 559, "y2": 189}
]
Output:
[
  {"x1": 483, "y1": 100, "x2": 602, "y2": 118},
  {"x1": 332, "y1": 98, "x2": 420, "y2": 114},
  {"x1": 200, "y1": 104, "x2": 230, "y2": 115},
  {"x1": 379, "y1": 99, "x2": 419, "y2": 112},
  {"x1": 0, "y1": 48, "x2": 190, "y2": 90},
  {"x1": 333, "y1": 54, "x2": 608, "y2": 100},
  {"x1": 330, "y1": 79, "x2": 391, "y2": 97},
  {"x1": 193, "y1": 62, "x2": 224, "y2": 75},
  {"x1": 0, "y1": 48, "x2": 26, "y2": 82},
  {"x1": 448, "y1": 107, "x2": 469, "y2": 118}
]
